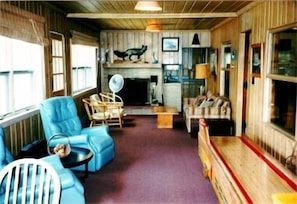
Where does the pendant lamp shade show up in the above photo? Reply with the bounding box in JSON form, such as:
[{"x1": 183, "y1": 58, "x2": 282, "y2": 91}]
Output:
[
  {"x1": 135, "y1": 1, "x2": 162, "y2": 11},
  {"x1": 146, "y1": 24, "x2": 161, "y2": 32},
  {"x1": 192, "y1": 33, "x2": 200, "y2": 45}
]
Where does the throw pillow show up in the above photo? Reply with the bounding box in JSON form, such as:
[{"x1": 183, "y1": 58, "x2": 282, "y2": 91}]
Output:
[
  {"x1": 194, "y1": 95, "x2": 206, "y2": 107},
  {"x1": 199, "y1": 100, "x2": 214, "y2": 108}
]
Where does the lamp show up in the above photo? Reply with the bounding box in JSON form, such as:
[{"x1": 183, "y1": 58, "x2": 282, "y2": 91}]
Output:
[
  {"x1": 135, "y1": 1, "x2": 162, "y2": 11},
  {"x1": 192, "y1": 33, "x2": 200, "y2": 45},
  {"x1": 146, "y1": 24, "x2": 161, "y2": 32},
  {"x1": 195, "y1": 63, "x2": 210, "y2": 95}
]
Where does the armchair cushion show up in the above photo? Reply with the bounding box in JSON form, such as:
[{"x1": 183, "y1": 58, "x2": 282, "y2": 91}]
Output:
[{"x1": 41, "y1": 155, "x2": 84, "y2": 195}]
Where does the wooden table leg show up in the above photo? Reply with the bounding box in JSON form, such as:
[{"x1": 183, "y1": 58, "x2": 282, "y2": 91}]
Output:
[{"x1": 157, "y1": 114, "x2": 174, "y2": 128}]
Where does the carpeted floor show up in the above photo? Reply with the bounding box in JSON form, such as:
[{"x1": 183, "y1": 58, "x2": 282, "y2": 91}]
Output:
[{"x1": 84, "y1": 115, "x2": 218, "y2": 204}]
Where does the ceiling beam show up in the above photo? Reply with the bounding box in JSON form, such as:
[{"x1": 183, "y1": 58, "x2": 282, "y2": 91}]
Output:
[{"x1": 67, "y1": 12, "x2": 237, "y2": 19}]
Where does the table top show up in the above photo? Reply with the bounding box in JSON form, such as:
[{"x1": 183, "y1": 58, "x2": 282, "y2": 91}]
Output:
[
  {"x1": 61, "y1": 146, "x2": 93, "y2": 168},
  {"x1": 153, "y1": 106, "x2": 178, "y2": 115},
  {"x1": 210, "y1": 137, "x2": 296, "y2": 203}
]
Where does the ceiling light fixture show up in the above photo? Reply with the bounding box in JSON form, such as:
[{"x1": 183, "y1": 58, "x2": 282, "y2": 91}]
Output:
[
  {"x1": 135, "y1": 1, "x2": 162, "y2": 11},
  {"x1": 146, "y1": 24, "x2": 161, "y2": 32}
]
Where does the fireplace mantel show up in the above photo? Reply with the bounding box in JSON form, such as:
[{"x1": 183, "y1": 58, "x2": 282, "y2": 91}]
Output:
[{"x1": 104, "y1": 63, "x2": 161, "y2": 69}]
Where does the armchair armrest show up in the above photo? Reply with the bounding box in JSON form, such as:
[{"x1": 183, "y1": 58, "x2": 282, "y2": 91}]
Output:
[
  {"x1": 100, "y1": 92, "x2": 124, "y2": 105},
  {"x1": 68, "y1": 134, "x2": 89, "y2": 145},
  {"x1": 81, "y1": 125, "x2": 110, "y2": 137},
  {"x1": 41, "y1": 154, "x2": 64, "y2": 170},
  {"x1": 47, "y1": 134, "x2": 89, "y2": 147},
  {"x1": 41, "y1": 155, "x2": 84, "y2": 193}
]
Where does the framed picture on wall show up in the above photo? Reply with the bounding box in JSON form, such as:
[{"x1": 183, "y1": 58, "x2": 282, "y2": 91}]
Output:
[
  {"x1": 210, "y1": 48, "x2": 218, "y2": 77},
  {"x1": 162, "y1": 37, "x2": 179, "y2": 52},
  {"x1": 251, "y1": 43, "x2": 262, "y2": 77}
]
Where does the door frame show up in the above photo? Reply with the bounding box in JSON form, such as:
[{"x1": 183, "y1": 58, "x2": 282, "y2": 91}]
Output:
[{"x1": 235, "y1": 33, "x2": 248, "y2": 136}]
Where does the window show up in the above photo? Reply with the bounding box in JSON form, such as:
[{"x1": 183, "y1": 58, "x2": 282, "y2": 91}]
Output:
[
  {"x1": 270, "y1": 80, "x2": 296, "y2": 135},
  {"x1": 70, "y1": 31, "x2": 98, "y2": 95},
  {"x1": 0, "y1": 36, "x2": 44, "y2": 118},
  {"x1": 71, "y1": 44, "x2": 98, "y2": 94},
  {"x1": 267, "y1": 23, "x2": 297, "y2": 138},
  {"x1": 50, "y1": 32, "x2": 65, "y2": 96}
]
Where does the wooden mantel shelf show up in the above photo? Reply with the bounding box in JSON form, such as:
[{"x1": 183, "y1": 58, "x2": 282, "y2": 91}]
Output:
[{"x1": 103, "y1": 63, "x2": 162, "y2": 69}]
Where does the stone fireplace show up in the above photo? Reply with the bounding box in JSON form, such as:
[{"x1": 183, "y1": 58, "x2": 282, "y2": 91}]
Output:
[
  {"x1": 109, "y1": 76, "x2": 150, "y2": 105},
  {"x1": 102, "y1": 64, "x2": 163, "y2": 105}
]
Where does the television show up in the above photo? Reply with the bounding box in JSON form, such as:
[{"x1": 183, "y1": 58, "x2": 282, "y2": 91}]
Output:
[{"x1": 162, "y1": 64, "x2": 182, "y2": 83}]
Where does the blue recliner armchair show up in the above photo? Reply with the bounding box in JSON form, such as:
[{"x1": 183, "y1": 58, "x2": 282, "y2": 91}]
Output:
[
  {"x1": 39, "y1": 96, "x2": 115, "y2": 172},
  {"x1": 0, "y1": 129, "x2": 14, "y2": 171},
  {"x1": 0, "y1": 127, "x2": 86, "y2": 204}
]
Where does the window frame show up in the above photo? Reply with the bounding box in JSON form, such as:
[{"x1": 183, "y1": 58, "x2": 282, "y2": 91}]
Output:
[
  {"x1": 265, "y1": 23, "x2": 297, "y2": 139},
  {"x1": 50, "y1": 31, "x2": 66, "y2": 96},
  {"x1": 0, "y1": 35, "x2": 44, "y2": 123},
  {"x1": 70, "y1": 43, "x2": 98, "y2": 95},
  {"x1": 0, "y1": 3, "x2": 46, "y2": 125}
]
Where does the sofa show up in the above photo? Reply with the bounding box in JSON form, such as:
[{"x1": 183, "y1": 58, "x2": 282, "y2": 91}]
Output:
[{"x1": 183, "y1": 92, "x2": 231, "y2": 133}]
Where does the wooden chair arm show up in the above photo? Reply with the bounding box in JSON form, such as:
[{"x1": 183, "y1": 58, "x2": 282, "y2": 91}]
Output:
[{"x1": 100, "y1": 92, "x2": 124, "y2": 104}]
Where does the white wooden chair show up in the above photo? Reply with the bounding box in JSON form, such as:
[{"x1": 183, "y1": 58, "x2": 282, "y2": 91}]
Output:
[
  {"x1": 100, "y1": 92, "x2": 124, "y2": 106},
  {"x1": 83, "y1": 97, "x2": 110, "y2": 127},
  {"x1": 0, "y1": 158, "x2": 61, "y2": 204},
  {"x1": 99, "y1": 92, "x2": 125, "y2": 128}
]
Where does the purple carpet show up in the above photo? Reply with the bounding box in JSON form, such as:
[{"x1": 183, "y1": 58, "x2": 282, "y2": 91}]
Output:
[{"x1": 84, "y1": 115, "x2": 218, "y2": 204}]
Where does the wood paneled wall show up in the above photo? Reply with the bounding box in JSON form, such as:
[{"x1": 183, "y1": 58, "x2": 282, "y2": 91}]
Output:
[
  {"x1": 245, "y1": 1, "x2": 296, "y2": 164},
  {"x1": 2, "y1": 113, "x2": 44, "y2": 156},
  {"x1": 209, "y1": 18, "x2": 240, "y2": 117},
  {"x1": 100, "y1": 30, "x2": 211, "y2": 101},
  {"x1": 211, "y1": 1, "x2": 296, "y2": 168},
  {"x1": 100, "y1": 30, "x2": 210, "y2": 65}
]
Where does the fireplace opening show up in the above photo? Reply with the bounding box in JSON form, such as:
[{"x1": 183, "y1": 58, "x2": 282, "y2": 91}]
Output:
[{"x1": 115, "y1": 77, "x2": 150, "y2": 105}]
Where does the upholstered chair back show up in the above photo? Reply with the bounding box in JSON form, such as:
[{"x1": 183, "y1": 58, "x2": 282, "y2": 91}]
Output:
[
  {"x1": 39, "y1": 96, "x2": 82, "y2": 140},
  {"x1": 0, "y1": 127, "x2": 14, "y2": 171}
]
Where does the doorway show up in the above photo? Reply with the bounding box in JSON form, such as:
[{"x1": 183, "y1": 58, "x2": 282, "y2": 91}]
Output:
[
  {"x1": 242, "y1": 31, "x2": 251, "y2": 133},
  {"x1": 220, "y1": 43, "x2": 231, "y2": 97}
]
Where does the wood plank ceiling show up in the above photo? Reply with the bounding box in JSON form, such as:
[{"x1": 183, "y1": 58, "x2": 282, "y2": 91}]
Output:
[{"x1": 47, "y1": 0, "x2": 256, "y2": 31}]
